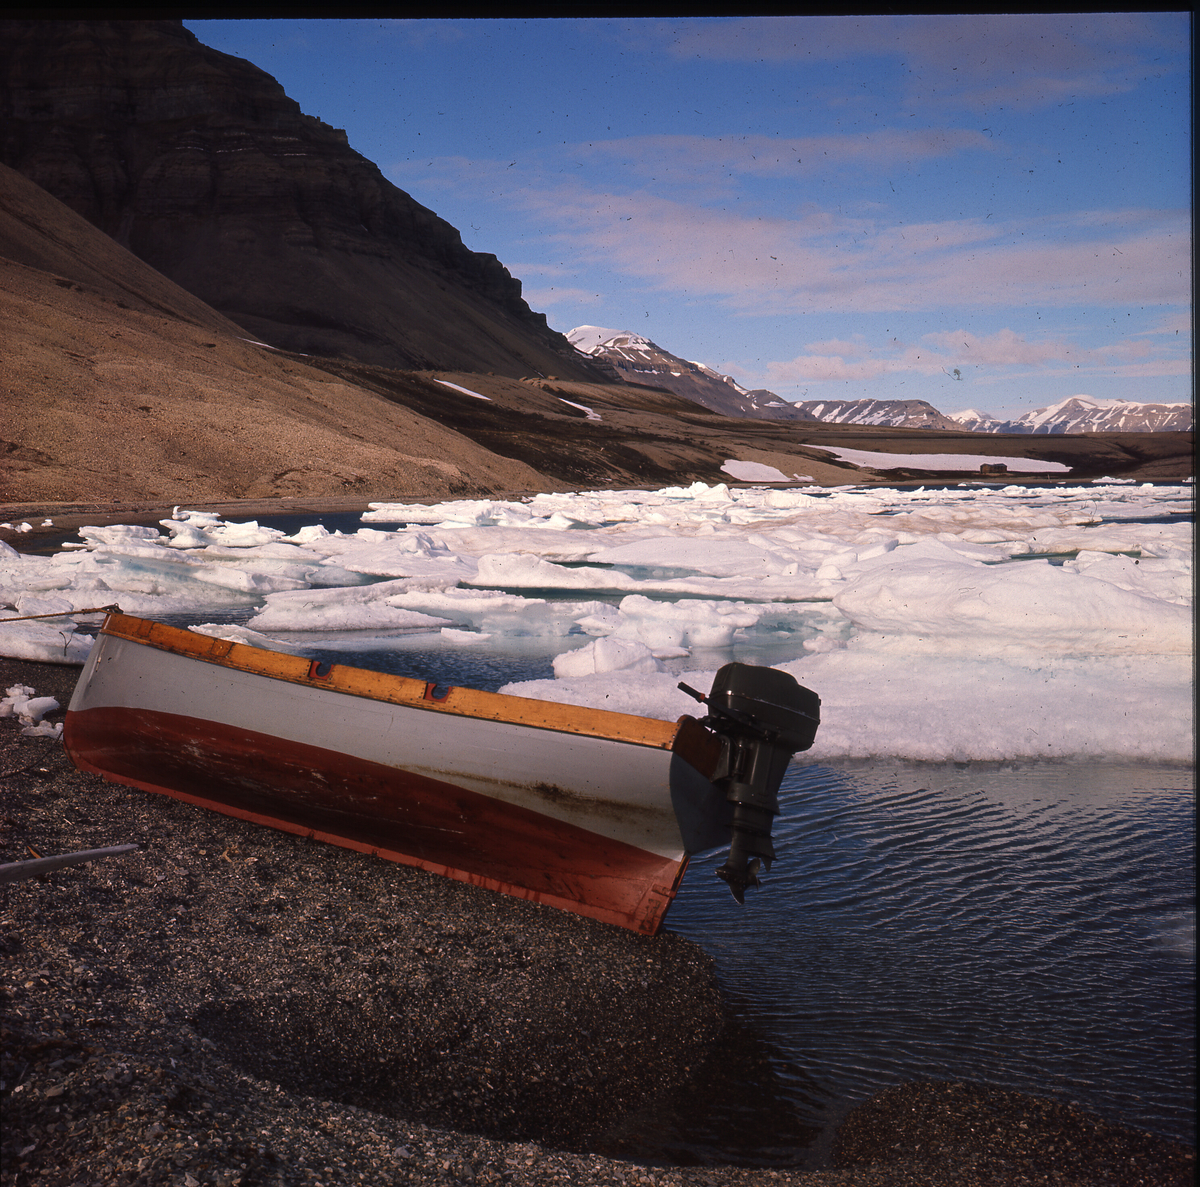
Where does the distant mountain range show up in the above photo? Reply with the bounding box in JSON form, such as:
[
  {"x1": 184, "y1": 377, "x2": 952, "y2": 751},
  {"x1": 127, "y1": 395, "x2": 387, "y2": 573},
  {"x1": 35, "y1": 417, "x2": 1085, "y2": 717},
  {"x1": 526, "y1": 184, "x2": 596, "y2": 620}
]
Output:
[
  {"x1": 566, "y1": 326, "x2": 793, "y2": 419},
  {"x1": 947, "y1": 396, "x2": 1193, "y2": 434},
  {"x1": 570, "y1": 327, "x2": 1193, "y2": 434}
]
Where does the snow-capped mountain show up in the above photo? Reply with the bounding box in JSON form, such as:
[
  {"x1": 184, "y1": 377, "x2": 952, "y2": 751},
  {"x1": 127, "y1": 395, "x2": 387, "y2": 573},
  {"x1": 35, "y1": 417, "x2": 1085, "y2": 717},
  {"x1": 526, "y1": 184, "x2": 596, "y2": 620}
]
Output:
[
  {"x1": 949, "y1": 396, "x2": 1193, "y2": 434},
  {"x1": 567, "y1": 326, "x2": 814, "y2": 419},
  {"x1": 570, "y1": 327, "x2": 1192, "y2": 434},
  {"x1": 788, "y1": 398, "x2": 962, "y2": 430},
  {"x1": 946, "y1": 408, "x2": 1006, "y2": 432}
]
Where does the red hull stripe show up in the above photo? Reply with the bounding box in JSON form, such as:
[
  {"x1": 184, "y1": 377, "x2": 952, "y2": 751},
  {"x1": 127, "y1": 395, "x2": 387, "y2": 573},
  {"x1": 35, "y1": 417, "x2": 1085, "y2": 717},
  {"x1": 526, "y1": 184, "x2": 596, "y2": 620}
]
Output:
[{"x1": 64, "y1": 706, "x2": 687, "y2": 934}]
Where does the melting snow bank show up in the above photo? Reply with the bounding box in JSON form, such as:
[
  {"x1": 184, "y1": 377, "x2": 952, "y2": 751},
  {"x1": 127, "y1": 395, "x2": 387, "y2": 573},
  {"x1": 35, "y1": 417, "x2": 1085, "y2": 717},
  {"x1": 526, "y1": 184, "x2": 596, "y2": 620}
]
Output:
[
  {"x1": 817, "y1": 447, "x2": 1073, "y2": 473},
  {"x1": 0, "y1": 483, "x2": 1192, "y2": 762}
]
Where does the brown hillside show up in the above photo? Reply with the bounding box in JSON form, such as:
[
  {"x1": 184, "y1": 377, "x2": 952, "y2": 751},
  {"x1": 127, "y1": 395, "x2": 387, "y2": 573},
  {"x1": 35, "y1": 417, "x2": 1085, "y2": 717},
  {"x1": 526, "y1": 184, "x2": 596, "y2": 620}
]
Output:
[
  {"x1": 0, "y1": 163, "x2": 551, "y2": 504},
  {"x1": 1, "y1": 165, "x2": 1190, "y2": 512}
]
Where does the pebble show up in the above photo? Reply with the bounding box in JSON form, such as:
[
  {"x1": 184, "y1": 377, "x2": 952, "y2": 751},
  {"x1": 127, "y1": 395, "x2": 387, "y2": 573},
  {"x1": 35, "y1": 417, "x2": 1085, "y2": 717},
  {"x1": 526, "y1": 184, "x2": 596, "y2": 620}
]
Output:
[{"x1": 1, "y1": 656, "x2": 1193, "y2": 1186}]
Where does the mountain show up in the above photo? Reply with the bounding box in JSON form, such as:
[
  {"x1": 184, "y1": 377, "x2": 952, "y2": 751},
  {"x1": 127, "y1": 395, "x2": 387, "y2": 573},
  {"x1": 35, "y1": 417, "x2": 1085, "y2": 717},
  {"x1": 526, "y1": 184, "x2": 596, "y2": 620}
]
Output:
[
  {"x1": 0, "y1": 162, "x2": 551, "y2": 504},
  {"x1": 570, "y1": 327, "x2": 1192, "y2": 436},
  {"x1": 0, "y1": 18, "x2": 600, "y2": 381},
  {"x1": 949, "y1": 396, "x2": 1194, "y2": 434},
  {"x1": 788, "y1": 398, "x2": 962, "y2": 430},
  {"x1": 567, "y1": 326, "x2": 813, "y2": 420}
]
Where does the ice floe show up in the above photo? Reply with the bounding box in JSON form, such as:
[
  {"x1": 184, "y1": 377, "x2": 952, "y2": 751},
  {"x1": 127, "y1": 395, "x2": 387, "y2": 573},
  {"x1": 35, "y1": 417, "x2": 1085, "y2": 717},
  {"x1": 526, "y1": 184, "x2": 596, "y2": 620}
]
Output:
[{"x1": 0, "y1": 479, "x2": 1191, "y2": 761}]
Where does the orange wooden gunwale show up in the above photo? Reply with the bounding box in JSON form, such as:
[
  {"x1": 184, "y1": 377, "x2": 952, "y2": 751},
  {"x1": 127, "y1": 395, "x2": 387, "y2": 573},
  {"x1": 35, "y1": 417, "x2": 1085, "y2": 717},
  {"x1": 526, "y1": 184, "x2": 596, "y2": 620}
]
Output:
[{"x1": 98, "y1": 613, "x2": 683, "y2": 749}]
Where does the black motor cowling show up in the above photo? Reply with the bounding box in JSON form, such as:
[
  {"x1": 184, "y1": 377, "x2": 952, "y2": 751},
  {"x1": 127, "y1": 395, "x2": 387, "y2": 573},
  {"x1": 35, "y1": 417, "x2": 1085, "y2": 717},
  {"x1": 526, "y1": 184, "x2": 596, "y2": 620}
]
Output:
[{"x1": 680, "y1": 663, "x2": 820, "y2": 903}]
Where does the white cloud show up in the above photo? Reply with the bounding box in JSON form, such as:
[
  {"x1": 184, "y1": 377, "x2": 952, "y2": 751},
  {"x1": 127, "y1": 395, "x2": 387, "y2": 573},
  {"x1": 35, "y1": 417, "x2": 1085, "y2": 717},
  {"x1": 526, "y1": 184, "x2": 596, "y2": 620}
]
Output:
[
  {"x1": 499, "y1": 176, "x2": 1190, "y2": 314},
  {"x1": 521, "y1": 286, "x2": 604, "y2": 309},
  {"x1": 574, "y1": 128, "x2": 996, "y2": 185},
  {"x1": 396, "y1": 147, "x2": 1190, "y2": 324},
  {"x1": 648, "y1": 14, "x2": 1186, "y2": 112},
  {"x1": 922, "y1": 329, "x2": 1073, "y2": 367},
  {"x1": 758, "y1": 325, "x2": 1190, "y2": 390}
]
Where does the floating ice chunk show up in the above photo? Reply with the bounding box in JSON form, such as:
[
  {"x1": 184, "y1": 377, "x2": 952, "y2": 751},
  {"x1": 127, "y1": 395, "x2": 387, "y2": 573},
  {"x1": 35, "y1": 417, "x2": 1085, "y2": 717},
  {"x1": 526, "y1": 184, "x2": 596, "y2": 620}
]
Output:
[
  {"x1": 202, "y1": 520, "x2": 285, "y2": 548},
  {"x1": 575, "y1": 594, "x2": 762, "y2": 651},
  {"x1": 11, "y1": 593, "x2": 76, "y2": 618},
  {"x1": 362, "y1": 503, "x2": 445, "y2": 524},
  {"x1": 188, "y1": 623, "x2": 307, "y2": 653},
  {"x1": 834, "y1": 557, "x2": 1192, "y2": 654},
  {"x1": 585, "y1": 536, "x2": 797, "y2": 578},
  {"x1": 189, "y1": 565, "x2": 309, "y2": 594},
  {"x1": 786, "y1": 651, "x2": 1193, "y2": 763},
  {"x1": 574, "y1": 604, "x2": 622, "y2": 636},
  {"x1": 440, "y1": 627, "x2": 493, "y2": 645},
  {"x1": 249, "y1": 582, "x2": 453, "y2": 632},
  {"x1": 552, "y1": 637, "x2": 664, "y2": 678},
  {"x1": 284, "y1": 524, "x2": 333, "y2": 544},
  {"x1": 1062, "y1": 550, "x2": 1193, "y2": 607},
  {"x1": 364, "y1": 500, "x2": 534, "y2": 528},
  {"x1": 78, "y1": 525, "x2": 163, "y2": 549},
  {"x1": 0, "y1": 619, "x2": 92, "y2": 664},
  {"x1": 320, "y1": 531, "x2": 480, "y2": 581},
  {"x1": 471, "y1": 553, "x2": 639, "y2": 590},
  {"x1": 381, "y1": 585, "x2": 595, "y2": 638},
  {"x1": 803, "y1": 636, "x2": 846, "y2": 653},
  {"x1": 161, "y1": 523, "x2": 210, "y2": 548}
]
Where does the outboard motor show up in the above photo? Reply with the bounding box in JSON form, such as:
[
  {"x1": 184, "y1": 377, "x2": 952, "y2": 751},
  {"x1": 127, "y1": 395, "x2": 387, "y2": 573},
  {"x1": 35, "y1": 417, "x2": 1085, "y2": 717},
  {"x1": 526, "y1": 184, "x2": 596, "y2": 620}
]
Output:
[{"x1": 680, "y1": 664, "x2": 820, "y2": 903}]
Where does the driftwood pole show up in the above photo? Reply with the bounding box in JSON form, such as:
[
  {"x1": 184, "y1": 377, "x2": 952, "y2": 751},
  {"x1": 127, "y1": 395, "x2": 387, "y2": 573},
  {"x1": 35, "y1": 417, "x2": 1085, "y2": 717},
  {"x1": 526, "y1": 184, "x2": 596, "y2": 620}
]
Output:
[{"x1": 0, "y1": 844, "x2": 140, "y2": 885}]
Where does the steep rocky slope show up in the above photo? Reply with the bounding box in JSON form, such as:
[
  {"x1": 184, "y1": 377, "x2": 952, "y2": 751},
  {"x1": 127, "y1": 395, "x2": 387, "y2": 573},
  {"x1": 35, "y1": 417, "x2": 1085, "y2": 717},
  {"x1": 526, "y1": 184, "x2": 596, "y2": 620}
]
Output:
[
  {"x1": 0, "y1": 163, "x2": 551, "y2": 504},
  {"x1": 0, "y1": 19, "x2": 600, "y2": 381}
]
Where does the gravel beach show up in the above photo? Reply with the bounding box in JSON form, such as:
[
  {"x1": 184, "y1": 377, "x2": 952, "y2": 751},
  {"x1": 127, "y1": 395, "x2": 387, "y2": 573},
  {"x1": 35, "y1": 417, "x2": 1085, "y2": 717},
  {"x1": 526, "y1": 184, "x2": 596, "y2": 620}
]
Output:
[{"x1": 1, "y1": 656, "x2": 1193, "y2": 1187}]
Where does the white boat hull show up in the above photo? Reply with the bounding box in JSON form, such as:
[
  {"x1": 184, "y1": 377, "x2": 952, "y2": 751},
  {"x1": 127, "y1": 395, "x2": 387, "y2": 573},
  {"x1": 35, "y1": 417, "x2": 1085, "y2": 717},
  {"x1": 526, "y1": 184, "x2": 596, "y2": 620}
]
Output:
[{"x1": 65, "y1": 615, "x2": 731, "y2": 933}]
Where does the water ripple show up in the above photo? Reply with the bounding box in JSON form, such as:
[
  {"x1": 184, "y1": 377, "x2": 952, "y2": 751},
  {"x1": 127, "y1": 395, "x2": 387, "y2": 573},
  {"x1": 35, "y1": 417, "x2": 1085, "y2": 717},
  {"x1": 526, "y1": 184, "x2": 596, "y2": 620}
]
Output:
[{"x1": 667, "y1": 760, "x2": 1195, "y2": 1148}]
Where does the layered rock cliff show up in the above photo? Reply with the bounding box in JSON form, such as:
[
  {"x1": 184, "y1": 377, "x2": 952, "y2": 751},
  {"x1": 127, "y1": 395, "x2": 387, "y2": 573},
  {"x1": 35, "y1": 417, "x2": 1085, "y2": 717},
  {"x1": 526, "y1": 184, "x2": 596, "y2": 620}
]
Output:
[{"x1": 0, "y1": 19, "x2": 601, "y2": 380}]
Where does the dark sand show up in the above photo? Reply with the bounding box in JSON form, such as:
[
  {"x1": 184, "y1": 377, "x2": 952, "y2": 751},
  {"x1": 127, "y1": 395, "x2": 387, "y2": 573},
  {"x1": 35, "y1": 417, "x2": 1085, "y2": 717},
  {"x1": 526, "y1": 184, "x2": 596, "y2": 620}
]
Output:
[{"x1": 1, "y1": 656, "x2": 1192, "y2": 1187}]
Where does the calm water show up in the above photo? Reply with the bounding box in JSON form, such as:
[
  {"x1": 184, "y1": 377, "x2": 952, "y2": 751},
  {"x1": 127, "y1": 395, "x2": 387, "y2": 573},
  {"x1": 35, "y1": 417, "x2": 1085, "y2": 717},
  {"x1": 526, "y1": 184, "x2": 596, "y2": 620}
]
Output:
[{"x1": 664, "y1": 759, "x2": 1195, "y2": 1157}]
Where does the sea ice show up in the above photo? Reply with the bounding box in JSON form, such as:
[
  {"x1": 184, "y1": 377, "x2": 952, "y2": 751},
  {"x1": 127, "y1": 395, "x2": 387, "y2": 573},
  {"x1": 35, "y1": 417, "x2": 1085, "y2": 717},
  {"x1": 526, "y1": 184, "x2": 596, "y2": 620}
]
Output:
[{"x1": 0, "y1": 481, "x2": 1191, "y2": 761}]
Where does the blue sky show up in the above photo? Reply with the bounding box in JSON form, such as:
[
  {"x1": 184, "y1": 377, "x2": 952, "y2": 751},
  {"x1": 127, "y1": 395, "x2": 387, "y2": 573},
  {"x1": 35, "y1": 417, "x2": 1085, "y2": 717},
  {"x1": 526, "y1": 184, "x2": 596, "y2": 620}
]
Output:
[{"x1": 187, "y1": 15, "x2": 1191, "y2": 418}]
